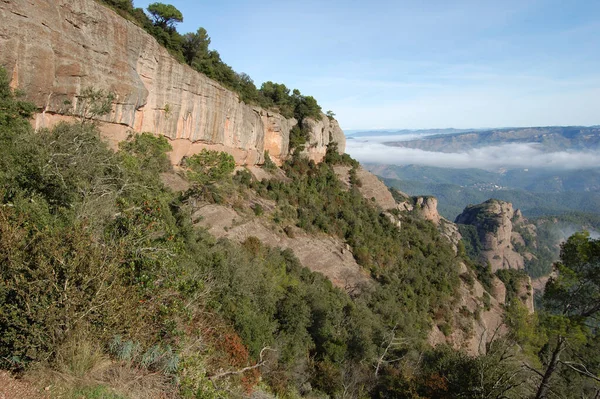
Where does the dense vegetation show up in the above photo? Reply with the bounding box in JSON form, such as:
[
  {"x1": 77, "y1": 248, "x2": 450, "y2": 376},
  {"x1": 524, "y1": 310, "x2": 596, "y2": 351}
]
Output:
[
  {"x1": 1, "y1": 65, "x2": 599, "y2": 397},
  {"x1": 96, "y1": 0, "x2": 323, "y2": 129}
]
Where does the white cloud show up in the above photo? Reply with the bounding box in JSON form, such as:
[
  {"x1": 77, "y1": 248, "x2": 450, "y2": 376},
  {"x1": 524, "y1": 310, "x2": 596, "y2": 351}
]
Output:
[{"x1": 346, "y1": 141, "x2": 600, "y2": 171}]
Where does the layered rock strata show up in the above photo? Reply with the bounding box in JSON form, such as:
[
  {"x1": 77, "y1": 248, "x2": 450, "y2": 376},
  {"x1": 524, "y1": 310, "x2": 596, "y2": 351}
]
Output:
[{"x1": 0, "y1": 0, "x2": 345, "y2": 165}]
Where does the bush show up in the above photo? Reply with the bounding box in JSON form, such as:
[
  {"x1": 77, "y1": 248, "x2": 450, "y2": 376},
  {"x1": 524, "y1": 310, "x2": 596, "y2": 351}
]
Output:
[
  {"x1": 252, "y1": 203, "x2": 264, "y2": 216},
  {"x1": 183, "y1": 149, "x2": 235, "y2": 186},
  {"x1": 263, "y1": 150, "x2": 276, "y2": 171}
]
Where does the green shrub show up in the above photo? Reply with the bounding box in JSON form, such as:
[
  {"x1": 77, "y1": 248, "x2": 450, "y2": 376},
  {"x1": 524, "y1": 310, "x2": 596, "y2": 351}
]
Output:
[
  {"x1": 72, "y1": 385, "x2": 128, "y2": 399},
  {"x1": 183, "y1": 149, "x2": 235, "y2": 185},
  {"x1": 263, "y1": 150, "x2": 276, "y2": 171},
  {"x1": 482, "y1": 292, "x2": 492, "y2": 311},
  {"x1": 439, "y1": 323, "x2": 452, "y2": 337},
  {"x1": 252, "y1": 203, "x2": 264, "y2": 216}
]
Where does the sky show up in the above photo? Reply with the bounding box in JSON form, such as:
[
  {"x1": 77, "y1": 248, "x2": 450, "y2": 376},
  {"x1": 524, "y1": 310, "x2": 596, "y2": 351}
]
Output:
[{"x1": 132, "y1": 0, "x2": 600, "y2": 130}]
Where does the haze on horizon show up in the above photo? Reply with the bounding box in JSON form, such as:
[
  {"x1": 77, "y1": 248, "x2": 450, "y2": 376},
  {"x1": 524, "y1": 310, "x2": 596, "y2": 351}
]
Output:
[{"x1": 132, "y1": 0, "x2": 599, "y2": 130}]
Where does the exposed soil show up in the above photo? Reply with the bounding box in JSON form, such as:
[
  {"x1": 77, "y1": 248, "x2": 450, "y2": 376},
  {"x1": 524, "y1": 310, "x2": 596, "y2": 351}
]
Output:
[{"x1": 0, "y1": 371, "x2": 47, "y2": 399}]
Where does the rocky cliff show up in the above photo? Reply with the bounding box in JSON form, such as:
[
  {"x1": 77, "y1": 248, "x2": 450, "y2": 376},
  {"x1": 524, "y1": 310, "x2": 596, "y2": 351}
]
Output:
[
  {"x1": 429, "y1": 263, "x2": 507, "y2": 355},
  {"x1": 0, "y1": 0, "x2": 345, "y2": 165},
  {"x1": 455, "y1": 199, "x2": 536, "y2": 272}
]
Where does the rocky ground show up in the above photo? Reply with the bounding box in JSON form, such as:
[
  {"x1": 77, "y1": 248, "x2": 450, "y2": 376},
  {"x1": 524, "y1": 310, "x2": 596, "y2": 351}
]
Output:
[{"x1": 0, "y1": 371, "x2": 47, "y2": 399}]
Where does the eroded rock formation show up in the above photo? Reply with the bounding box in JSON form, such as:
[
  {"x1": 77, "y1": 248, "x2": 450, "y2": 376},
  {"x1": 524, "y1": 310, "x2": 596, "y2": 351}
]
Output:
[
  {"x1": 455, "y1": 199, "x2": 535, "y2": 272},
  {"x1": 0, "y1": 0, "x2": 345, "y2": 165}
]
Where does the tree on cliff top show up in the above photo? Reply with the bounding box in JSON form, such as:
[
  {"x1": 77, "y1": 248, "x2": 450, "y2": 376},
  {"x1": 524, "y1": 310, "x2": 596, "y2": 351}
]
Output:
[{"x1": 147, "y1": 2, "x2": 183, "y2": 30}]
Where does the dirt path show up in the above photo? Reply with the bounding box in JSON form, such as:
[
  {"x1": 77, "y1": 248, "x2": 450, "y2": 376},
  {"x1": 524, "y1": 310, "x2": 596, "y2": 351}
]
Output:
[{"x1": 0, "y1": 371, "x2": 47, "y2": 399}]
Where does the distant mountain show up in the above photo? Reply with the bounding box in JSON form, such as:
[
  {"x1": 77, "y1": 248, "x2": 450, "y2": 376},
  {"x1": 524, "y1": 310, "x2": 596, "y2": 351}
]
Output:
[
  {"x1": 384, "y1": 126, "x2": 600, "y2": 153},
  {"x1": 345, "y1": 128, "x2": 476, "y2": 137},
  {"x1": 368, "y1": 164, "x2": 600, "y2": 194}
]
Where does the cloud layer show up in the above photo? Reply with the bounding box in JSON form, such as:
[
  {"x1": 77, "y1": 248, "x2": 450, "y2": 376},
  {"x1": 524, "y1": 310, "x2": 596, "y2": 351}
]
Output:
[{"x1": 346, "y1": 140, "x2": 600, "y2": 171}]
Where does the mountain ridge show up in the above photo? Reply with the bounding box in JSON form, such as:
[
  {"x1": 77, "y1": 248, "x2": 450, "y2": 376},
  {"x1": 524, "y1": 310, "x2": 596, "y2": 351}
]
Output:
[{"x1": 384, "y1": 126, "x2": 600, "y2": 153}]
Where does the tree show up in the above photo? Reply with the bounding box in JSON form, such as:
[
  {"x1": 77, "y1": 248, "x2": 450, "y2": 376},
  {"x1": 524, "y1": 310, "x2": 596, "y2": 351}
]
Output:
[
  {"x1": 183, "y1": 149, "x2": 235, "y2": 186},
  {"x1": 534, "y1": 231, "x2": 600, "y2": 398},
  {"x1": 182, "y1": 27, "x2": 210, "y2": 65},
  {"x1": 147, "y1": 3, "x2": 183, "y2": 30},
  {"x1": 74, "y1": 87, "x2": 115, "y2": 123},
  {"x1": 100, "y1": 0, "x2": 134, "y2": 13}
]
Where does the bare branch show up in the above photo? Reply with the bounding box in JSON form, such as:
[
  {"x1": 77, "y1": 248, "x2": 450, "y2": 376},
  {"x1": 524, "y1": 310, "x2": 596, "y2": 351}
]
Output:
[
  {"x1": 560, "y1": 361, "x2": 600, "y2": 383},
  {"x1": 208, "y1": 347, "x2": 276, "y2": 381}
]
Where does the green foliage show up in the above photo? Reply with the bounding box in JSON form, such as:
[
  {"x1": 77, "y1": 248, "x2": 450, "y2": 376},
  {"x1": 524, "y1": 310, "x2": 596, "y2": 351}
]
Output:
[
  {"x1": 288, "y1": 124, "x2": 309, "y2": 151},
  {"x1": 248, "y1": 156, "x2": 461, "y2": 346},
  {"x1": 147, "y1": 2, "x2": 183, "y2": 30},
  {"x1": 324, "y1": 141, "x2": 359, "y2": 167},
  {"x1": 74, "y1": 87, "x2": 115, "y2": 123},
  {"x1": 527, "y1": 232, "x2": 600, "y2": 397},
  {"x1": 263, "y1": 150, "x2": 276, "y2": 171},
  {"x1": 252, "y1": 203, "x2": 263, "y2": 216},
  {"x1": 72, "y1": 385, "x2": 128, "y2": 399},
  {"x1": 457, "y1": 223, "x2": 483, "y2": 261},
  {"x1": 183, "y1": 149, "x2": 235, "y2": 186},
  {"x1": 109, "y1": 336, "x2": 179, "y2": 374},
  {"x1": 0, "y1": 213, "x2": 131, "y2": 368},
  {"x1": 97, "y1": 0, "x2": 134, "y2": 14},
  {"x1": 496, "y1": 268, "x2": 529, "y2": 304},
  {"x1": 259, "y1": 83, "x2": 322, "y2": 121},
  {"x1": 118, "y1": 132, "x2": 172, "y2": 176},
  {"x1": 544, "y1": 231, "x2": 600, "y2": 318},
  {"x1": 374, "y1": 341, "x2": 534, "y2": 398}
]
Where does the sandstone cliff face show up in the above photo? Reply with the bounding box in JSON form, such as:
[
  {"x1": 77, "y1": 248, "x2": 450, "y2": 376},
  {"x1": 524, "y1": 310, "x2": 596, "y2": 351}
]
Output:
[
  {"x1": 0, "y1": 0, "x2": 345, "y2": 165},
  {"x1": 455, "y1": 199, "x2": 531, "y2": 272}
]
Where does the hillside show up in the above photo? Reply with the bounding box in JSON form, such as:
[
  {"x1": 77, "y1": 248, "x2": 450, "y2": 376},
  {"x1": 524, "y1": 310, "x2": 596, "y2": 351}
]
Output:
[
  {"x1": 0, "y1": 69, "x2": 528, "y2": 396},
  {"x1": 384, "y1": 126, "x2": 600, "y2": 153},
  {"x1": 1, "y1": 1, "x2": 599, "y2": 398},
  {"x1": 365, "y1": 163, "x2": 600, "y2": 219}
]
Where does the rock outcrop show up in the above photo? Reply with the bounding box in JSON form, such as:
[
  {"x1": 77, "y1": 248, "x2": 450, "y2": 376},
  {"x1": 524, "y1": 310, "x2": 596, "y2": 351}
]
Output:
[
  {"x1": 333, "y1": 167, "x2": 463, "y2": 253},
  {"x1": 455, "y1": 199, "x2": 535, "y2": 272},
  {"x1": 413, "y1": 196, "x2": 441, "y2": 225},
  {"x1": 333, "y1": 166, "x2": 398, "y2": 210},
  {"x1": 0, "y1": 0, "x2": 345, "y2": 165},
  {"x1": 429, "y1": 263, "x2": 507, "y2": 355},
  {"x1": 193, "y1": 203, "x2": 370, "y2": 291}
]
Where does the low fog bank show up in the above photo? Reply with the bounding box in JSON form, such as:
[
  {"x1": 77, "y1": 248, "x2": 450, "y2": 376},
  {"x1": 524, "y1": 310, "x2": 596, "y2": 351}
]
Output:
[
  {"x1": 555, "y1": 225, "x2": 600, "y2": 241},
  {"x1": 346, "y1": 140, "x2": 600, "y2": 171}
]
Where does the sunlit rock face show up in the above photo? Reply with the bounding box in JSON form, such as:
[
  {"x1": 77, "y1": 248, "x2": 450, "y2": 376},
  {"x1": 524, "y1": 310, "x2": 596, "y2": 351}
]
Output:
[
  {"x1": 455, "y1": 199, "x2": 537, "y2": 272},
  {"x1": 0, "y1": 0, "x2": 345, "y2": 165}
]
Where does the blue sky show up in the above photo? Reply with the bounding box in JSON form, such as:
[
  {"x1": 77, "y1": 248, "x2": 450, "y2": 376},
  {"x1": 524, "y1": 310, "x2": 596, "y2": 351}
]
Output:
[{"x1": 133, "y1": 0, "x2": 600, "y2": 130}]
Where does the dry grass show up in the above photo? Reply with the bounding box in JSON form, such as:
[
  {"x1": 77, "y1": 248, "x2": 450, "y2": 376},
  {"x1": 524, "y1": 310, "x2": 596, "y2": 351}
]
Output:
[{"x1": 26, "y1": 337, "x2": 175, "y2": 399}]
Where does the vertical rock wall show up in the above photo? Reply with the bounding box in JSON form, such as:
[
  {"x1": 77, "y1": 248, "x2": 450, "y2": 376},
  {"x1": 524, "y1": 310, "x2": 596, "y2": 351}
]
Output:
[{"x1": 0, "y1": 0, "x2": 345, "y2": 165}]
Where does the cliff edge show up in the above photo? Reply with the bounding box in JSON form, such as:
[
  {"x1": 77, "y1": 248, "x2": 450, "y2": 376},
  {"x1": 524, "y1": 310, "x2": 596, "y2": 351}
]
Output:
[{"x1": 0, "y1": 0, "x2": 345, "y2": 165}]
